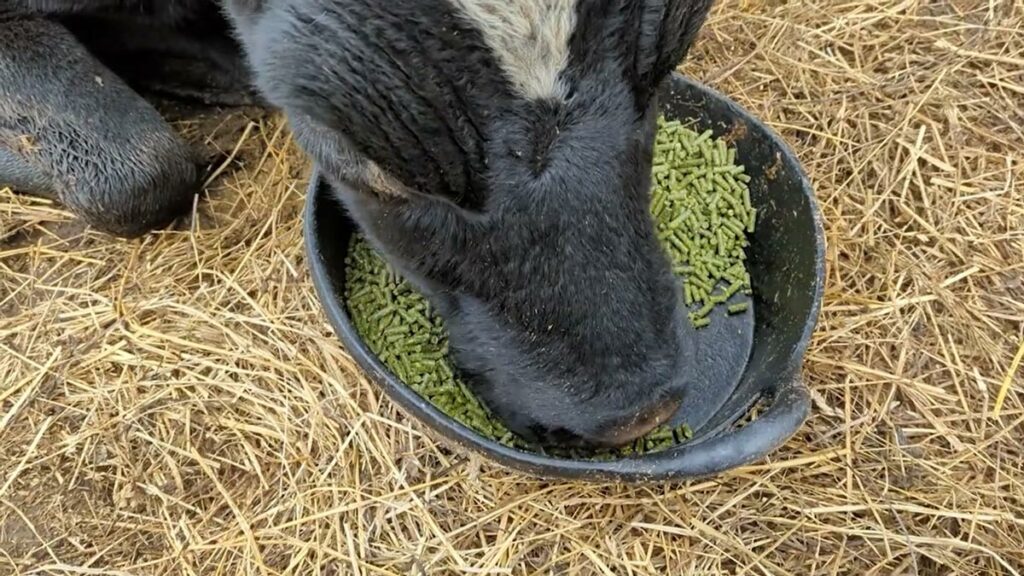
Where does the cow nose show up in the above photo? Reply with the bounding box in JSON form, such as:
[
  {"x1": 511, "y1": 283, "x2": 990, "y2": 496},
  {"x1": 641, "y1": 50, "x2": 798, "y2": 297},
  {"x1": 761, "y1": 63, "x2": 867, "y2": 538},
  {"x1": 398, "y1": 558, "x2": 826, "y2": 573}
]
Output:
[{"x1": 587, "y1": 395, "x2": 683, "y2": 448}]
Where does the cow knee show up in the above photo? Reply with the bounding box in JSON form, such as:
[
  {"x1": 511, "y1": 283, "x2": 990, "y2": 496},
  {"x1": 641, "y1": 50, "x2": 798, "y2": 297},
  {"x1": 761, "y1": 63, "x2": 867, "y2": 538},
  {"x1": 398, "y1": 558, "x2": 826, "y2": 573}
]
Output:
[
  {"x1": 62, "y1": 132, "x2": 198, "y2": 238},
  {"x1": 0, "y1": 17, "x2": 198, "y2": 238}
]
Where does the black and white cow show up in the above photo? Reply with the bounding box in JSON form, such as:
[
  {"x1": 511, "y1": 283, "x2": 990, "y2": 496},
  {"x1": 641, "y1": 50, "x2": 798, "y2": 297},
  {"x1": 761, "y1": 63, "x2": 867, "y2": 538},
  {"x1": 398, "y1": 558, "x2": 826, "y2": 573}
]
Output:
[{"x1": 0, "y1": 0, "x2": 715, "y2": 447}]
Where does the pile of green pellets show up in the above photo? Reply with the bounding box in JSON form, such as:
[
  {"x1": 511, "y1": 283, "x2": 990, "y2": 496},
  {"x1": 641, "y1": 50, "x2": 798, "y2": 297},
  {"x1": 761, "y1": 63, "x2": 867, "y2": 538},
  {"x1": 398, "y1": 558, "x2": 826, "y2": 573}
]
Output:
[
  {"x1": 343, "y1": 115, "x2": 756, "y2": 457},
  {"x1": 345, "y1": 237, "x2": 518, "y2": 445},
  {"x1": 652, "y1": 116, "x2": 756, "y2": 328}
]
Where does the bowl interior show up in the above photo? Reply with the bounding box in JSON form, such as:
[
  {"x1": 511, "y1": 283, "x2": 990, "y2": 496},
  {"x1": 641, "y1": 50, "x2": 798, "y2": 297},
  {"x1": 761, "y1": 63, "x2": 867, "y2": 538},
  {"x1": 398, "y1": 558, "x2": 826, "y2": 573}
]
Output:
[{"x1": 305, "y1": 73, "x2": 825, "y2": 482}]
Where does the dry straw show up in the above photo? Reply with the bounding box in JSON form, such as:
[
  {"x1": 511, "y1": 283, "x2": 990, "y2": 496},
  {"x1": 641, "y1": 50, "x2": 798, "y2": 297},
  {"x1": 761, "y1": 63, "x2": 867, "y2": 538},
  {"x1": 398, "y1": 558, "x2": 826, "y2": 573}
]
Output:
[{"x1": 2, "y1": 0, "x2": 1023, "y2": 573}]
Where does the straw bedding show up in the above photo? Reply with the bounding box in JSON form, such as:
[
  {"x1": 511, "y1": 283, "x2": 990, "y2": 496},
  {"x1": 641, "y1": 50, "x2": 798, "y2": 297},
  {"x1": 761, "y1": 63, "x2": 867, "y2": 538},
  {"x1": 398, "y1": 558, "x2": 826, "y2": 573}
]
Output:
[{"x1": 2, "y1": 0, "x2": 1022, "y2": 573}]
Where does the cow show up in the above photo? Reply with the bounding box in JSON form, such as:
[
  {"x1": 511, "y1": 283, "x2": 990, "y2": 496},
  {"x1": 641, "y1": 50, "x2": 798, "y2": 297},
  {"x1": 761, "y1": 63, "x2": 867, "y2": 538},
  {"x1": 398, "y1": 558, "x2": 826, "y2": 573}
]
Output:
[{"x1": 0, "y1": 0, "x2": 714, "y2": 447}]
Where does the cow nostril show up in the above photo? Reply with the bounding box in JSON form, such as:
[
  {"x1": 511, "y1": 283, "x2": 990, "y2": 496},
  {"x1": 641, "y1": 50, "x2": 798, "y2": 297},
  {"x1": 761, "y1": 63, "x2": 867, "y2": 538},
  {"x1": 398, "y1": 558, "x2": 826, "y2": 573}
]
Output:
[{"x1": 590, "y1": 395, "x2": 683, "y2": 448}]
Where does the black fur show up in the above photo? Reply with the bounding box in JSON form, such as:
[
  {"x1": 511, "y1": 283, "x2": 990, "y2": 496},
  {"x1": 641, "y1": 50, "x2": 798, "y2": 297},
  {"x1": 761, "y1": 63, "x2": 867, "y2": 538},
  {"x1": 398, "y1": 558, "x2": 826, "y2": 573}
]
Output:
[{"x1": 1, "y1": 0, "x2": 715, "y2": 447}]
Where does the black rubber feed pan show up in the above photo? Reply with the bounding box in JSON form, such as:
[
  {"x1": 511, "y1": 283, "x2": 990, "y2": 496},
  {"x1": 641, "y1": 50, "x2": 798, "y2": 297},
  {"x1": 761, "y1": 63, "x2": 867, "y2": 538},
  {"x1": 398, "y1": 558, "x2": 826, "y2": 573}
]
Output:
[{"x1": 305, "y1": 73, "x2": 825, "y2": 482}]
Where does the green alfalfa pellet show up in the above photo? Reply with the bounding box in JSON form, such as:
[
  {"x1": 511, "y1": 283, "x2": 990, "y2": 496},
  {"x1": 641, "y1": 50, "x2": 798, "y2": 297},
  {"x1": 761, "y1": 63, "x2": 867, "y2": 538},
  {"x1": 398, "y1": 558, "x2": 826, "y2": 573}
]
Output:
[
  {"x1": 723, "y1": 280, "x2": 745, "y2": 299},
  {"x1": 723, "y1": 217, "x2": 746, "y2": 237},
  {"x1": 727, "y1": 302, "x2": 750, "y2": 315},
  {"x1": 693, "y1": 300, "x2": 716, "y2": 319}
]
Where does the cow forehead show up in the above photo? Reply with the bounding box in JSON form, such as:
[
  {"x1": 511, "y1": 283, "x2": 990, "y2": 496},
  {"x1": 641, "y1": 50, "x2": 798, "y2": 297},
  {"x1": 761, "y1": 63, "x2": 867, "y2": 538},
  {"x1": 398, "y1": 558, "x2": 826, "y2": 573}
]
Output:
[{"x1": 446, "y1": 0, "x2": 579, "y2": 100}]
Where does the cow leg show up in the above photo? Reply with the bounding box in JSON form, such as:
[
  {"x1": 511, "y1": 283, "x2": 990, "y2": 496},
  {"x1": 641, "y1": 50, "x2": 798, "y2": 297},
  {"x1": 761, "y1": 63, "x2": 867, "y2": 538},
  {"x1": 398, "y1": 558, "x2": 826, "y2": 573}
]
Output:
[{"x1": 0, "y1": 18, "x2": 198, "y2": 238}]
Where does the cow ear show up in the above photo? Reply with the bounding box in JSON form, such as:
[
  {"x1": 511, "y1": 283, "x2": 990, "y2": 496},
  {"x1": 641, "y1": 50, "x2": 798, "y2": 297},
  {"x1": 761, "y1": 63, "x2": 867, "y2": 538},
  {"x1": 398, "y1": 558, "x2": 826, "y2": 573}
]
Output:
[{"x1": 631, "y1": 0, "x2": 715, "y2": 101}]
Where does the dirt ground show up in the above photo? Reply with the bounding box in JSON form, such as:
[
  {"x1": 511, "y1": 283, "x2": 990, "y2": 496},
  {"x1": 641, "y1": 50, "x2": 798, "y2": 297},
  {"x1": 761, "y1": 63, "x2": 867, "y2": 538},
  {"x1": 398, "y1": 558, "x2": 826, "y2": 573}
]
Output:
[{"x1": 2, "y1": 0, "x2": 1023, "y2": 574}]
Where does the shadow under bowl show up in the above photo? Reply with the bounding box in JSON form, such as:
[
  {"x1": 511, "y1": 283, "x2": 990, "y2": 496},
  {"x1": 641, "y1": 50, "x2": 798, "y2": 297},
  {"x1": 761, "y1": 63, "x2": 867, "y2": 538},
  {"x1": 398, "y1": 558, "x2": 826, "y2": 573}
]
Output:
[{"x1": 304, "y1": 72, "x2": 826, "y2": 483}]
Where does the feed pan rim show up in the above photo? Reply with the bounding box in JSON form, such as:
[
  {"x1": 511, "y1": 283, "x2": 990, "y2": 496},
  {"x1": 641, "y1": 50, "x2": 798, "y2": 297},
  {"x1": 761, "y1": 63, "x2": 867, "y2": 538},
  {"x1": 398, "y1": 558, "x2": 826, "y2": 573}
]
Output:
[{"x1": 303, "y1": 72, "x2": 825, "y2": 482}]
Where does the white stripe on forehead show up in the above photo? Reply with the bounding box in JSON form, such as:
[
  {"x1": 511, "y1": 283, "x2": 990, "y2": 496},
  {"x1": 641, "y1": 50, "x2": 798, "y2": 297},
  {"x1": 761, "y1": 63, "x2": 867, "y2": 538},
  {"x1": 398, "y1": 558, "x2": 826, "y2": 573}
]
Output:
[{"x1": 447, "y1": 0, "x2": 579, "y2": 100}]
